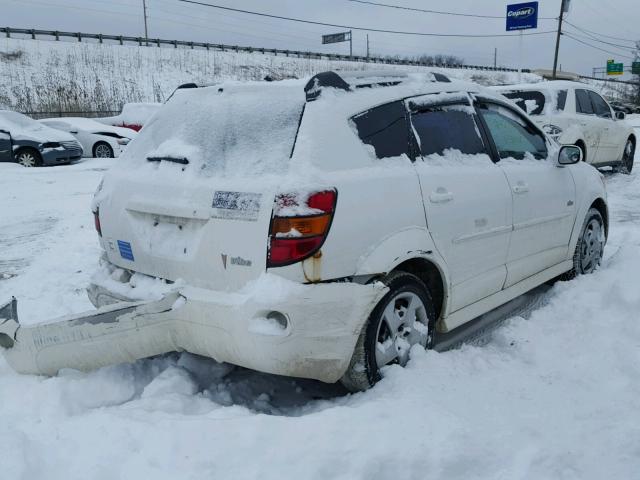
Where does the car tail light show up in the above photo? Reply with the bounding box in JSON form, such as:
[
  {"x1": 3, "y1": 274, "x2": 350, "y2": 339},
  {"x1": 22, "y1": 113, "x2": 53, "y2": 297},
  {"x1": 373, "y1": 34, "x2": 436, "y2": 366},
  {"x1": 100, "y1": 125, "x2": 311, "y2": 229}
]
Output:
[
  {"x1": 93, "y1": 209, "x2": 102, "y2": 237},
  {"x1": 267, "y1": 189, "x2": 337, "y2": 267}
]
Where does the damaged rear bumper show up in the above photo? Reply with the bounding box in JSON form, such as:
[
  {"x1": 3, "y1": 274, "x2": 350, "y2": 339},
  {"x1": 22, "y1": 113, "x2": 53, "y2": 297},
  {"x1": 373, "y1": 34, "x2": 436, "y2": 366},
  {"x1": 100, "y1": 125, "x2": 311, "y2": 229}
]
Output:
[{"x1": 0, "y1": 280, "x2": 386, "y2": 383}]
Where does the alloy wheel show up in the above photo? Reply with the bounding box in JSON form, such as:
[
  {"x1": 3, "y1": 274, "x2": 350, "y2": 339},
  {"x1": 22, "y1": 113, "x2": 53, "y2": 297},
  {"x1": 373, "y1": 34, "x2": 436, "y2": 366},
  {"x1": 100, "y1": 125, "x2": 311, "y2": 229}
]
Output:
[
  {"x1": 95, "y1": 144, "x2": 113, "y2": 158},
  {"x1": 17, "y1": 152, "x2": 36, "y2": 167},
  {"x1": 580, "y1": 218, "x2": 604, "y2": 274},
  {"x1": 374, "y1": 291, "x2": 430, "y2": 369}
]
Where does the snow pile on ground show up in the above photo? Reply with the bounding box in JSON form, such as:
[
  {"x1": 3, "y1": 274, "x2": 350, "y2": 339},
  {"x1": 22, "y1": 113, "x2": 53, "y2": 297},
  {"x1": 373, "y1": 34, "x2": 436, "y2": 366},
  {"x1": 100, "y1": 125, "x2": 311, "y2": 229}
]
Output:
[
  {"x1": 0, "y1": 157, "x2": 639, "y2": 479},
  {"x1": 0, "y1": 37, "x2": 540, "y2": 113}
]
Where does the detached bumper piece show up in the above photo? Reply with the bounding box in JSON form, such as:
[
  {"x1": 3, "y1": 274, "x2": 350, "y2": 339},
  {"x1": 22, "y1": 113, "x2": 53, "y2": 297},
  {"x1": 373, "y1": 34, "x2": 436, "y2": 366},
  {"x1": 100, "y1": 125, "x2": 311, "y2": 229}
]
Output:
[{"x1": 0, "y1": 294, "x2": 182, "y2": 376}]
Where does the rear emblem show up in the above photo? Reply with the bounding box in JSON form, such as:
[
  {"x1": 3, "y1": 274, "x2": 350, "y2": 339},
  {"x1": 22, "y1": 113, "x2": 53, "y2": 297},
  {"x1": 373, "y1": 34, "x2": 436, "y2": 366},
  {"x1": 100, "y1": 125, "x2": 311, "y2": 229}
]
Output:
[{"x1": 221, "y1": 253, "x2": 252, "y2": 269}]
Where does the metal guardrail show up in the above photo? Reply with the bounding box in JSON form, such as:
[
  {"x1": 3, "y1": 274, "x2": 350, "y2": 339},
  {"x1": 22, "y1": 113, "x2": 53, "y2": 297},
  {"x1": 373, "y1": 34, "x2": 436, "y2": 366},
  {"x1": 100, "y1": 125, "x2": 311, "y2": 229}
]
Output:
[
  {"x1": 24, "y1": 111, "x2": 120, "y2": 120},
  {"x1": 0, "y1": 26, "x2": 527, "y2": 73},
  {"x1": 578, "y1": 75, "x2": 640, "y2": 87}
]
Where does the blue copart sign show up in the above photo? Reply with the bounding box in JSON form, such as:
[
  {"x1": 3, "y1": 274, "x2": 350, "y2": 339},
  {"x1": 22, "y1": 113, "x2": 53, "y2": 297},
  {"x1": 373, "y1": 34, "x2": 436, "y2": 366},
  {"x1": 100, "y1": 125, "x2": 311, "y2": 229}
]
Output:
[{"x1": 506, "y1": 2, "x2": 539, "y2": 31}]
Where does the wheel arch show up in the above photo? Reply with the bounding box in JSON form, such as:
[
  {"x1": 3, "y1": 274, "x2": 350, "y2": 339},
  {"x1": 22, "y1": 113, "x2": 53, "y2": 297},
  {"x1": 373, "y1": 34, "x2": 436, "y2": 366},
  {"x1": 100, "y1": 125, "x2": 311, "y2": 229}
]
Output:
[
  {"x1": 391, "y1": 257, "x2": 446, "y2": 321},
  {"x1": 590, "y1": 197, "x2": 608, "y2": 241}
]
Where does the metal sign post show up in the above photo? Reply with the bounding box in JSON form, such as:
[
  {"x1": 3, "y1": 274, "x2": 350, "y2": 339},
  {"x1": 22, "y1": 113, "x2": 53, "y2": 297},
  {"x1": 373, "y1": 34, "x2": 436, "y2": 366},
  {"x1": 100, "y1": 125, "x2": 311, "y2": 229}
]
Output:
[{"x1": 506, "y1": 2, "x2": 539, "y2": 82}]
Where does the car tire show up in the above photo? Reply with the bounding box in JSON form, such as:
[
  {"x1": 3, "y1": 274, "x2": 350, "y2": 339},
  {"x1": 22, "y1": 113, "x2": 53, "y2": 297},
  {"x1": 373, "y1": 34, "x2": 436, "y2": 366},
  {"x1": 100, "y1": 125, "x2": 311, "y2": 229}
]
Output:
[
  {"x1": 561, "y1": 208, "x2": 605, "y2": 281},
  {"x1": 15, "y1": 148, "x2": 42, "y2": 167},
  {"x1": 340, "y1": 271, "x2": 436, "y2": 392},
  {"x1": 616, "y1": 137, "x2": 635, "y2": 175},
  {"x1": 93, "y1": 142, "x2": 114, "y2": 158}
]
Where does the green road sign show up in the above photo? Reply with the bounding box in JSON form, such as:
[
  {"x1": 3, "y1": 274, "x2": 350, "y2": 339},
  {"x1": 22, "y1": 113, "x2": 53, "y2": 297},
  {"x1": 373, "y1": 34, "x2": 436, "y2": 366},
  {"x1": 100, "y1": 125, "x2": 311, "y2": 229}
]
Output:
[
  {"x1": 607, "y1": 61, "x2": 624, "y2": 76},
  {"x1": 632, "y1": 62, "x2": 640, "y2": 75}
]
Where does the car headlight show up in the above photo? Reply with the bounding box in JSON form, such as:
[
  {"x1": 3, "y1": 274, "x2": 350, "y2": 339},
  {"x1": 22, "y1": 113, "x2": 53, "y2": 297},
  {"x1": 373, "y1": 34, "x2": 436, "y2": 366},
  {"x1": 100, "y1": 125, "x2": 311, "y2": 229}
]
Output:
[
  {"x1": 41, "y1": 142, "x2": 61, "y2": 149},
  {"x1": 542, "y1": 124, "x2": 563, "y2": 137},
  {"x1": 117, "y1": 138, "x2": 130, "y2": 145}
]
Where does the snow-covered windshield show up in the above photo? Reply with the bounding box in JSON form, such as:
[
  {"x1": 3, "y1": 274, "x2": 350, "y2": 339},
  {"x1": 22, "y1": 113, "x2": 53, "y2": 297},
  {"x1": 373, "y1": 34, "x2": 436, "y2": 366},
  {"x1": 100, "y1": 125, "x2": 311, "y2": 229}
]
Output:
[
  {"x1": 122, "y1": 84, "x2": 305, "y2": 177},
  {"x1": 0, "y1": 110, "x2": 42, "y2": 130}
]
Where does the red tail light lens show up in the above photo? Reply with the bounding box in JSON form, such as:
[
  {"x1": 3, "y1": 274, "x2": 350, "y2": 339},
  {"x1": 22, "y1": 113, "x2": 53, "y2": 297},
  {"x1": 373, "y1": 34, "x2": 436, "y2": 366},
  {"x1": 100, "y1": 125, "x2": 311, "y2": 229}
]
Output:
[
  {"x1": 267, "y1": 189, "x2": 337, "y2": 268},
  {"x1": 93, "y1": 210, "x2": 102, "y2": 237}
]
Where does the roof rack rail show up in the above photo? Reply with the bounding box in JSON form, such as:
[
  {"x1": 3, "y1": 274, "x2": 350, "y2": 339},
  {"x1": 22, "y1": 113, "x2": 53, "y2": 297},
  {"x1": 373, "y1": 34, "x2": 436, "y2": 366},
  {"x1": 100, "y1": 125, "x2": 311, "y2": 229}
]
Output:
[{"x1": 304, "y1": 70, "x2": 450, "y2": 101}]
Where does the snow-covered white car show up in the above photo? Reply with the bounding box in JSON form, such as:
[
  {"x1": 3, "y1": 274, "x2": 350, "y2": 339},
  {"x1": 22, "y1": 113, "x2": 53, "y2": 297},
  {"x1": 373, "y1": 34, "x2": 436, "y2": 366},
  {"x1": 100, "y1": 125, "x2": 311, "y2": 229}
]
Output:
[
  {"x1": 492, "y1": 81, "x2": 635, "y2": 173},
  {"x1": 96, "y1": 102, "x2": 162, "y2": 132},
  {"x1": 39, "y1": 117, "x2": 136, "y2": 158},
  {"x1": 0, "y1": 110, "x2": 83, "y2": 167},
  {"x1": 0, "y1": 71, "x2": 608, "y2": 391}
]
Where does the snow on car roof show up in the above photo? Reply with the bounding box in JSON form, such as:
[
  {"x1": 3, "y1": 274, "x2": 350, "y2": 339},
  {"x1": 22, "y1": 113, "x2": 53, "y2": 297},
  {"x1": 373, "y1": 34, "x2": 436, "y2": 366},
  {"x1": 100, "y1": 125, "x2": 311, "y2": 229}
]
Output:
[{"x1": 492, "y1": 80, "x2": 587, "y2": 92}]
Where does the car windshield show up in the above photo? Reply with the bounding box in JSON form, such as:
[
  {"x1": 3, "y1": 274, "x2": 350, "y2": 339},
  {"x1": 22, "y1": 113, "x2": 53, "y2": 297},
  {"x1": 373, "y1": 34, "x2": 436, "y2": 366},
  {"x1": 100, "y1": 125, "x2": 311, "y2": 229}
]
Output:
[
  {"x1": 122, "y1": 84, "x2": 305, "y2": 177},
  {"x1": 0, "y1": 111, "x2": 40, "y2": 130}
]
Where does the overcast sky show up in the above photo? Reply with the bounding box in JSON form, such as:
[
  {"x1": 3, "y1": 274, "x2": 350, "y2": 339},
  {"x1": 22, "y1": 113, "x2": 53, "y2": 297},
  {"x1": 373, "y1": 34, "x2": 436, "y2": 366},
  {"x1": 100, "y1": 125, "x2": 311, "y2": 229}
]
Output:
[{"x1": 2, "y1": 0, "x2": 638, "y2": 76}]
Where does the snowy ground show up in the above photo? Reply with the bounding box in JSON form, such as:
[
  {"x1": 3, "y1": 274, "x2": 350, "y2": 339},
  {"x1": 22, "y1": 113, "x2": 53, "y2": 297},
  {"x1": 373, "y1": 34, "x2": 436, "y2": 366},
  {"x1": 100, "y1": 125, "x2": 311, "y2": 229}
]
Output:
[{"x1": 0, "y1": 156, "x2": 639, "y2": 479}]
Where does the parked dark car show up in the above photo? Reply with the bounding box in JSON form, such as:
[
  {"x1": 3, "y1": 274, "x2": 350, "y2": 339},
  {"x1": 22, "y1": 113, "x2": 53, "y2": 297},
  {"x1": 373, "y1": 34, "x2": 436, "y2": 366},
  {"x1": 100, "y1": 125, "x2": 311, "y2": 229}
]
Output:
[{"x1": 0, "y1": 110, "x2": 83, "y2": 167}]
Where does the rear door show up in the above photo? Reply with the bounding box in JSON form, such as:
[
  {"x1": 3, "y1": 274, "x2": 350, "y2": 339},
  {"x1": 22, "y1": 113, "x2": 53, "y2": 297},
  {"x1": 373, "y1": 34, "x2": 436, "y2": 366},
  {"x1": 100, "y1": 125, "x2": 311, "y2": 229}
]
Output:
[
  {"x1": 588, "y1": 90, "x2": 623, "y2": 163},
  {"x1": 574, "y1": 88, "x2": 608, "y2": 164},
  {"x1": 0, "y1": 130, "x2": 12, "y2": 162},
  {"x1": 408, "y1": 94, "x2": 513, "y2": 312},
  {"x1": 475, "y1": 100, "x2": 576, "y2": 287}
]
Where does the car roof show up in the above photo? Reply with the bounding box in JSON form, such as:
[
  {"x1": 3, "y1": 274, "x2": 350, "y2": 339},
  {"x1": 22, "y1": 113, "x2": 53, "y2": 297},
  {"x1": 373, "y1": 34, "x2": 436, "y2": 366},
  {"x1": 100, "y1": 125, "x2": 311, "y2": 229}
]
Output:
[
  {"x1": 492, "y1": 80, "x2": 591, "y2": 92},
  {"x1": 171, "y1": 70, "x2": 490, "y2": 118}
]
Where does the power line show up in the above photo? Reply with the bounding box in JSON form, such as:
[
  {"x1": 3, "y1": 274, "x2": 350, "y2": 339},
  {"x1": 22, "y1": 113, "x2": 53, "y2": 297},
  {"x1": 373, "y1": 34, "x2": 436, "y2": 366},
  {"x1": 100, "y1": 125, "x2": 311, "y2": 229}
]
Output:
[
  {"x1": 176, "y1": 0, "x2": 556, "y2": 38},
  {"x1": 563, "y1": 28, "x2": 637, "y2": 52},
  {"x1": 563, "y1": 33, "x2": 634, "y2": 60},
  {"x1": 564, "y1": 20, "x2": 637, "y2": 45},
  {"x1": 348, "y1": 0, "x2": 556, "y2": 20}
]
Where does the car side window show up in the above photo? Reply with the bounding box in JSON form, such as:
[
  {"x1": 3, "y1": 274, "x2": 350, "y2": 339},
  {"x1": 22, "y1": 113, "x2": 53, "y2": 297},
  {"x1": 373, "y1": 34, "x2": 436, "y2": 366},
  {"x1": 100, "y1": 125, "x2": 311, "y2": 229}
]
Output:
[
  {"x1": 351, "y1": 101, "x2": 410, "y2": 159},
  {"x1": 588, "y1": 91, "x2": 612, "y2": 118},
  {"x1": 575, "y1": 89, "x2": 595, "y2": 115},
  {"x1": 410, "y1": 105, "x2": 487, "y2": 157},
  {"x1": 477, "y1": 103, "x2": 548, "y2": 160},
  {"x1": 556, "y1": 90, "x2": 568, "y2": 111}
]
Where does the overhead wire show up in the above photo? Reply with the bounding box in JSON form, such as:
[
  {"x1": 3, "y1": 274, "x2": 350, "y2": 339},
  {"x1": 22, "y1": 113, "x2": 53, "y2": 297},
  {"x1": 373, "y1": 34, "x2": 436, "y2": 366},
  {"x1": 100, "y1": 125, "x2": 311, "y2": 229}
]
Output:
[
  {"x1": 348, "y1": 0, "x2": 556, "y2": 20},
  {"x1": 563, "y1": 33, "x2": 635, "y2": 60},
  {"x1": 175, "y1": 0, "x2": 556, "y2": 39}
]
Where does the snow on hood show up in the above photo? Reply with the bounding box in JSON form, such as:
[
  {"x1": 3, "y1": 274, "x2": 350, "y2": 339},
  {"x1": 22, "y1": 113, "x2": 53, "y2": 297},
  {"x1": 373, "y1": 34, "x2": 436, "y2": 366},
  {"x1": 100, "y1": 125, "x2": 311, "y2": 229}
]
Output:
[
  {"x1": 96, "y1": 103, "x2": 162, "y2": 126},
  {"x1": 0, "y1": 110, "x2": 76, "y2": 143}
]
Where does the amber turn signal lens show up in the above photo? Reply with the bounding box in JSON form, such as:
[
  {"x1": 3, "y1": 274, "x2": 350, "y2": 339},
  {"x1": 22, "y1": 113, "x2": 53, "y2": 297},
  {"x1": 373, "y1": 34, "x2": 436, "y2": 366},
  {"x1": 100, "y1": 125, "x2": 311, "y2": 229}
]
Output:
[{"x1": 271, "y1": 214, "x2": 331, "y2": 237}]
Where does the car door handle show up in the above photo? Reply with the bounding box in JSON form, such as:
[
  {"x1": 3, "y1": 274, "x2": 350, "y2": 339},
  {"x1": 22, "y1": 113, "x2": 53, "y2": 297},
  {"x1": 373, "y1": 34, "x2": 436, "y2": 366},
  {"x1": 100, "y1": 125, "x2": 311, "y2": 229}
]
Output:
[
  {"x1": 512, "y1": 184, "x2": 529, "y2": 194},
  {"x1": 429, "y1": 190, "x2": 454, "y2": 203}
]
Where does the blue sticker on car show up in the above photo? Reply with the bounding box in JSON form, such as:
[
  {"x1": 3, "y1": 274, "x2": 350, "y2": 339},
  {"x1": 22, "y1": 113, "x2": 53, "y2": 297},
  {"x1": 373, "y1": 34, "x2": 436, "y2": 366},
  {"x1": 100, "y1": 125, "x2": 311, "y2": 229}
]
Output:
[{"x1": 117, "y1": 240, "x2": 135, "y2": 261}]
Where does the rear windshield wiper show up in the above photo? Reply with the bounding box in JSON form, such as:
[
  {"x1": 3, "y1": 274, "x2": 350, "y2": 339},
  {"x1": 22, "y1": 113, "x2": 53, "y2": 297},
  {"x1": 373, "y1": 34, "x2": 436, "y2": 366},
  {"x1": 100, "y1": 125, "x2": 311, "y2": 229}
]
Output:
[{"x1": 146, "y1": 156, "x2": 189, "y2": 165}]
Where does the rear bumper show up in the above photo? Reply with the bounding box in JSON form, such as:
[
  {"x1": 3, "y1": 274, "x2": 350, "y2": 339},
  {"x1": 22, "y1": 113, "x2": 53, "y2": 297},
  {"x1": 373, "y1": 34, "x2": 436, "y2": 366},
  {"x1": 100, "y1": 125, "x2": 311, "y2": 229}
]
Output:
[{"x1": 4, "y1": 276, "x2": 386, "y2": 383}]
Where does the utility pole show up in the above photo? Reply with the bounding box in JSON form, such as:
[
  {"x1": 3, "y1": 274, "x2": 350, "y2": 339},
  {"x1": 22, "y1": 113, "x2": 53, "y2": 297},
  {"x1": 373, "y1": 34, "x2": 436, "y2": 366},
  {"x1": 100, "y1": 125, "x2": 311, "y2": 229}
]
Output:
[
  {"x1": 366, "y1": 34, "x2": 370, "y2": 59},
  {"x1": 552, "y1": 0, "x2": 567, "y2": 79},
  {"x1": 494, "y1": 47, "x2": 497, "y2": 68},
  {"x1": 142, "y1": 0, "x2": 149, "y2": 46},
  {"x1": 349, "y1": 30, "x2": 353, "y2": 57}
]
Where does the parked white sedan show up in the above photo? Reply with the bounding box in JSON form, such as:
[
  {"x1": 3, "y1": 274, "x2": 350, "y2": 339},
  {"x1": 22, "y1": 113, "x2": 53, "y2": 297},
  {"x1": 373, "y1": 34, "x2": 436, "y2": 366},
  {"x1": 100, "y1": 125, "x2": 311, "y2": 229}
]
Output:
[
  {"x1": 39, "y1": 117, "x2": 136, "y2": 158},
  {"x1": 493, "y1": 81, "x2": 635, "y2": 173},
  {"x1": 2, "y1": 72, "x2": 608, "y2": 391}
]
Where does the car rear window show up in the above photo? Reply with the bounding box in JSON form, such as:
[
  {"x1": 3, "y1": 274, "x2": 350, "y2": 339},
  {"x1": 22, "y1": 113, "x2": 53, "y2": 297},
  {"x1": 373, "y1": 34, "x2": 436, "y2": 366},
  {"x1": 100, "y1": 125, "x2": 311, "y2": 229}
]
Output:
[
  {"x1": 122, "y1": 85, "x2": 305, "y2": 177},
  {"x1": 351, "y1": 101, "x2": 410, "y2": 159},
  {"x1": 501, "y1": 90, "x2": 546, "y2": 115}
]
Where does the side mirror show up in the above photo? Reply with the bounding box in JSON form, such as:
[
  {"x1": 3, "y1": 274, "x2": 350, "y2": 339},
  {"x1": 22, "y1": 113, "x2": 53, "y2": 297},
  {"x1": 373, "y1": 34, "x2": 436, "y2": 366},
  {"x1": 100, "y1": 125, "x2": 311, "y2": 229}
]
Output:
[
  {"x1": 557, "y1": 145, "x2": 582, "y2": 166},
  {"x1": 615, "y1": 111, "x2": 626, "y2": 120}
]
